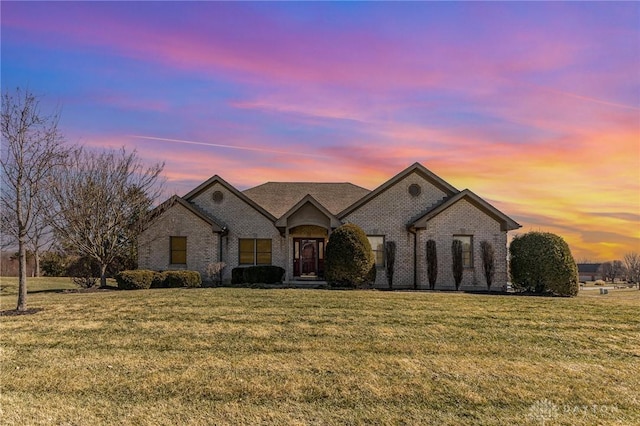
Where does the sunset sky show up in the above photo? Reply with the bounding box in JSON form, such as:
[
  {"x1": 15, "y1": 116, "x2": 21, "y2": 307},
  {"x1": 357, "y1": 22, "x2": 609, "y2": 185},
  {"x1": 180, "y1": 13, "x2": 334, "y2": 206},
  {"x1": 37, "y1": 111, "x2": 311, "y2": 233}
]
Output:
[{"x1": 2, "y1": 2, "x2": 638, "y2": 261}]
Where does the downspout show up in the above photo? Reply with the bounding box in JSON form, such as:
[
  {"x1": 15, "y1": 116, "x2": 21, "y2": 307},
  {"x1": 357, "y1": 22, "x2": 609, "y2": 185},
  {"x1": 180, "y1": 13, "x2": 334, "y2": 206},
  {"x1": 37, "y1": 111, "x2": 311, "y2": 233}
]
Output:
[
  {"x1": 219, "y1": 227, "x2": 228, "y2": 281},
  {"x1": 219, "y1": 227, "x2": 228, "y2": 262},
  {"x1": 413, "y1": 231, "x2": 418, "y2": 290}
]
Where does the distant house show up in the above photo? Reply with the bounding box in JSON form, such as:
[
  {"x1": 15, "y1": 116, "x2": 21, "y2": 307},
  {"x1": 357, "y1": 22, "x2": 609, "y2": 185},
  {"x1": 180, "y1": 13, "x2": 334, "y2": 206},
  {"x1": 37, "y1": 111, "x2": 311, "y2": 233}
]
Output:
[
  {"x1": 138, "y1": 163, "x2": 521, "y2": 289},
  {"x1": 577, "y1": 263, "x2": 602, "y2": 282}
]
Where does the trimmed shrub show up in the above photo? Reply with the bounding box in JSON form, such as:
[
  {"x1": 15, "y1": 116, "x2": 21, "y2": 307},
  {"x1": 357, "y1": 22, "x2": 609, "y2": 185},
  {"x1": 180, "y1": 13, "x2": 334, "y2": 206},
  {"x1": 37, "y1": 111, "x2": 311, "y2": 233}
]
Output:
[
  {"x1": 231, "y1": 267, "x2": 245, "y2": 285},
  {"x1": 152, "y1": 270, "x2": 202, "y2": 288},
  {"x1": 452, "y1": 239, "x2": 463, "y2": 290},
  {"x1": 365, "y1": 262, "x2": 377, "y2": 289},
  {"x1": 385, "y1": 241, "x2": 396, "y2": 290},
  {"x1": 426, "y1": 239, "x2": 438, "y2": 290},
  {"x1": 325, "y1": 223, "x2": 374, "y2": 288},
  {"x1": 594, "y1": 279, "x2": 606, "y2": 286},
  {"x1": 480, "y1": 241, "x2": 495, "y2": 291},
  {"x1": 509, "y1": 231, "x2": 579, "y2": 296},
  {"x1": 68, "y1": 256, "x2": 100, "y2": 288},
  {"x1": 242, "y1": 265, "x2": 285, "y2": 284},
  {"x1": 116, "y1": 270, "x2": 155, "y2": 290},
  {"x1": 151, "y1": 272, "x2": 164, "y2": 288}
]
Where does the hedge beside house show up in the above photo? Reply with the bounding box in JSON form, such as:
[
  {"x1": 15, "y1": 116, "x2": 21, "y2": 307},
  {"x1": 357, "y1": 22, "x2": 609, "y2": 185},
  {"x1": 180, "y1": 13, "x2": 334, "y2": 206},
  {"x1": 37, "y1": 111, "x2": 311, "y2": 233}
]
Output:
[
  {"x1": 153, "y1": 270, "x2": 202, "y2": 288},
  {"x1": 117, "y1": 269, "x2": 202, "y2": 289},
  {"x1": 231, "y1": 266, "x2": 285, "y2": 284},
  {"x1": 116, "y1": 270, "x2": 156, "y2": 290}
]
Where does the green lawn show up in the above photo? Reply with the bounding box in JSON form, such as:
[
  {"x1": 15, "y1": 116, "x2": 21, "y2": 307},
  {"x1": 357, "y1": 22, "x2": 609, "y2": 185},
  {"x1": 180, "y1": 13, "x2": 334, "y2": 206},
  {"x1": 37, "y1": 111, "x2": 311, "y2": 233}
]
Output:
[{"x1": 1, "y1": 277, "x2": 638, "y2": 425}]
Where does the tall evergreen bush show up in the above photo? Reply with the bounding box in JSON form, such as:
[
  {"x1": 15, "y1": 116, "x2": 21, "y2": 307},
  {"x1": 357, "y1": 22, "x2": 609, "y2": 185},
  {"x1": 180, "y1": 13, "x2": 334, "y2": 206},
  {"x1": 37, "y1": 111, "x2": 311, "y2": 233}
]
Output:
[
  {"x1": 509, "y1": 231, "x2": 578, "y2": 296},
  {"x1": 452, "y1": 239, "x2": 463, "y2": 290},
  {"x1": 426, "y1": 239, "x2": 438, "y2": 290},
  {"x1": 325, "y1": 224, "x2": 374, "y2": 288}
]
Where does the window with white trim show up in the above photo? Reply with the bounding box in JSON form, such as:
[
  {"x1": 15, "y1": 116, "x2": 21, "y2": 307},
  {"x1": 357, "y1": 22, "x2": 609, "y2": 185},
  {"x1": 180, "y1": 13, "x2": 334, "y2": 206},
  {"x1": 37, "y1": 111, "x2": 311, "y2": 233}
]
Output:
[
  {"x1": 367, "y1": 235, "x2": 385, "y2": 268},
  {"x1": 453, "y1": 235, "x2": 473, "y2": 268}
]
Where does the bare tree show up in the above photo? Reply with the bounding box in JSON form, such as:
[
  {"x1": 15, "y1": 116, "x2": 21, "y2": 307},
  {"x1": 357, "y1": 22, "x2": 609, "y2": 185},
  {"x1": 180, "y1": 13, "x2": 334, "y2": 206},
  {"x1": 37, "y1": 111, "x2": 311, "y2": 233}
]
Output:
[
  {"x1": 623, "y1": 252, "x2": 640, "y2": 287},
  {"x1": 26, "y1": 192, "x2": 56, "y2": 277},
  {"x1": 601, "y1": 261, "x2": 612, "y2": 282},
  {"x1": 480, "y1": 241, "x2": 495, "y2": 291},
  {"x1": 1, "y1": 88, "x2": 67, "y2": 311},
  {"x1": 612, "y1": 260, "x2": 624, "y2": 283},
  {"x1": 1, "y1": 185, "x2": 53, "y2": 277},
  {"x1": 48, "y1": 147, "x2": 164, "y2": 287}
]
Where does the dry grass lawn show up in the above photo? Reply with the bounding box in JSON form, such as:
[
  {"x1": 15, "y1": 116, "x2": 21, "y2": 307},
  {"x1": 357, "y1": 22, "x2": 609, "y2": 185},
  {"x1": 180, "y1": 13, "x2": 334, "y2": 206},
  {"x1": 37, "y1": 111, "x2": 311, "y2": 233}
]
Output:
[{"x1": 1, "y1": 277, "x2": 639, "y2": 425}]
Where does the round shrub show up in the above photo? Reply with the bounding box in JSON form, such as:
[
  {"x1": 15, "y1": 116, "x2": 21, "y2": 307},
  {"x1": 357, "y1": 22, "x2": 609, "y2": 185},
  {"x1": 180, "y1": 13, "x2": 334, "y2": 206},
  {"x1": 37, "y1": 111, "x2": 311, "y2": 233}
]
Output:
[
  {"x1": 231, "y1": 267, "x2": 245, "y2": 285},
  {"x1": 509, "y1": 232, "x2": 578, "y2": 296},
  {"x1": 325, "y1": 223, "x2": 375, "y2": 288},
  {"x1": 153, "y1": 270, "x2": 202, "y2": 288},
  {"x1": 116, "y1": 270, "x2": 155, "y2": 290}
]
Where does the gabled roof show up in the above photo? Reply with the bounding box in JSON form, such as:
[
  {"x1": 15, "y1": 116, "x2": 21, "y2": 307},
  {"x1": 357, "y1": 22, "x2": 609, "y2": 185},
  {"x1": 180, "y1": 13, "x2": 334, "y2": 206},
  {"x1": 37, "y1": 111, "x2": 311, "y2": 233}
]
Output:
[
  {"x1": 148, "y1": 195, "x2": 224, "y2": 232},
  {"x1": 243, "y1": 182, "x2": 370, "y2": 218},
  {"x1": 274, "y1": 194, "x2": 342, "y2": 228},
  {"x1": 184, "y1": 174, "x2": 276, "y2": 222},
  {"x1": 338, "y1": 162, "x2": 459, "y2": 218},
  {"x1": 410, "y1": 189, "x2": 521, "y2": 231}
]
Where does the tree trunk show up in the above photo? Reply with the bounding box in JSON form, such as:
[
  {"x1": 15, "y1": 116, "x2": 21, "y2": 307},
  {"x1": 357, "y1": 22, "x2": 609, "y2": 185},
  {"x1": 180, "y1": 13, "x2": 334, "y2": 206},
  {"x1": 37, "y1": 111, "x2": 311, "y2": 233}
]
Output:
[
  {"x1": 34, "y1": 249, "x2": 41, "y2": 277},
  {"x1": 100, "y1": 263, "x2": 108, "y2": 288},
  {"x1": 17, "y1": 237, "x2": 28, "y2": 312}
]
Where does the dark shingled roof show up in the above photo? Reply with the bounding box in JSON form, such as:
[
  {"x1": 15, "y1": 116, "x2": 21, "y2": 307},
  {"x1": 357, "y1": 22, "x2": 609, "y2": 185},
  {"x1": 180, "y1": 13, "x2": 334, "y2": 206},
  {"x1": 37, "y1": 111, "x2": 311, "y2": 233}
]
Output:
[{"x1": 243, "y1": 182, "x2": 371, "y2": 218}]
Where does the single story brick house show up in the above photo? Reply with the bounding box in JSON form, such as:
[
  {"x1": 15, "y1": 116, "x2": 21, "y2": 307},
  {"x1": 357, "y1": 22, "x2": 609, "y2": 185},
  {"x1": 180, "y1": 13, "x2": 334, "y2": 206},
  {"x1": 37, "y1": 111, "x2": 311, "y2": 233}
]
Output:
[
  {"x1": 577, "y1": 263, "x2": 603, "y2": 282},
  {"x1": 138, "y1": 162, "x2": 521, "y2": 289}
]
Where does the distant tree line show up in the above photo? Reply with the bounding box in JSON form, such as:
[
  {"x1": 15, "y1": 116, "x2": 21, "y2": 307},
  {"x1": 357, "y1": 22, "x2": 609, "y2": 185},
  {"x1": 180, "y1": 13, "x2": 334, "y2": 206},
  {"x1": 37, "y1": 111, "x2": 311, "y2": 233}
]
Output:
[{"x1": 600, "y1": 256, "x2": 640, "y2": 284}]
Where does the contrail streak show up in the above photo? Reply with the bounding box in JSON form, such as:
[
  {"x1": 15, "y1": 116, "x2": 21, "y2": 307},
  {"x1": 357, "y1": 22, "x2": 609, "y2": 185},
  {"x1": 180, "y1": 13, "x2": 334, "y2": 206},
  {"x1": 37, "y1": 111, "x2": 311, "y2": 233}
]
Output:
[
  {"x1": 515, "y1": 80, "x2": 640, "y2": 111},
  {"x1": 129, "y1": 135, "x2": 329, "y2": 158}
]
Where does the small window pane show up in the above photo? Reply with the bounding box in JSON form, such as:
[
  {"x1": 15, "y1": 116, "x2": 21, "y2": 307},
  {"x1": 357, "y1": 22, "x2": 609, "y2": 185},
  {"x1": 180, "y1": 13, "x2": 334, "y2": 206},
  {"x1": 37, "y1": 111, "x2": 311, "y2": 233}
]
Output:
[
  {"x1": 256, "y1": 252, "x2": 272, "y2": 265},
  {"x1": 454, "y1": 235, "x2": 473, "y2": 268},
  {"x1": 239, "y1": 239, "x2": 255, "y2": 252},
  {"x1": 367, "y1": 236, "x2": 385, "y2": 267},
  {"x1": 170, "y1": 236, "x2": 187, "y2": 264},
  {"x1": 256, "y1": 239, "x2": 272, "y2": 265},
  {"x1": 256, "y1": 239, "x2": 271, "y2": 252},
  {"x1": 239, "y1": 239, "x2": 255, "y2": 265}
]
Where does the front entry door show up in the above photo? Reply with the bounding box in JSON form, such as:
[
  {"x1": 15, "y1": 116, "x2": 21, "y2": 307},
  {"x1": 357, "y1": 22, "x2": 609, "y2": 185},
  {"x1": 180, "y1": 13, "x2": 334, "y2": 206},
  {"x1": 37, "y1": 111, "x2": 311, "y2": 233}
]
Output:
[{"x1": 293, "y1": 238, "x2": 325, "y2": 278}]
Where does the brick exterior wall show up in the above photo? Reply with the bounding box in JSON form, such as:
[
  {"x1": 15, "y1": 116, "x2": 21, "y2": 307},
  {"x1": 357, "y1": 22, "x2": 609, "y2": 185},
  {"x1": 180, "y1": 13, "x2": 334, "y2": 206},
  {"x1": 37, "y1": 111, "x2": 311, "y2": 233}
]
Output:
[
  {"x1": 417, "y1": 199, "x2": 508, "y2": 290},
  {"x1": 138, "y1": 203, "x2": 218, "y2": 278},
  {"x1": 139, "y1": 167, "x2": 513, "y2": 289},
  {"x1": 343, "y1": 171, "x2": 449, "y2": 288},
  {"x1": 189, "y1": 182, "x2": 285, "y2": 282}
]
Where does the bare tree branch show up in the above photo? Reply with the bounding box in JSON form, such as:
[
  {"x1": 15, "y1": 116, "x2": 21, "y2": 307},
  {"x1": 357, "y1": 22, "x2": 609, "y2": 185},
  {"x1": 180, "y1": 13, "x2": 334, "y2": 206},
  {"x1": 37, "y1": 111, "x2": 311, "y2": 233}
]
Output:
[
  {"x1": 47, "y1": 147, "x2": 164, "y2": 287},
  {"x1": 1, "y1": 87, "x2": 68, "y2": 311}
]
